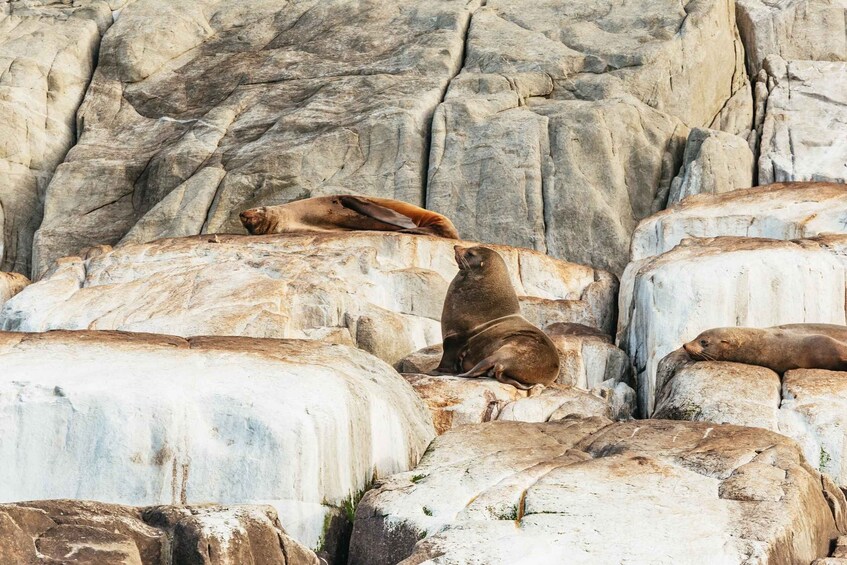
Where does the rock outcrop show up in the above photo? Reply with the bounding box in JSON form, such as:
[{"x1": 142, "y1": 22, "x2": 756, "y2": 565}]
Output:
[
  {"x1": 348, "y1": 418, "x2": 846, "y2": 565},
  {"x1": 735, "y1": 0, "x2": 847, "y2": 74},
  {"x1": 31, "y1": 0, "x2": 479, "y2": 277},
  {"x1": 756, "y1": 57, "x2": 847, "y2": 185},
  {"x1": 0, "y1": 500, "x2": 318, "y2": 565},
  {"x1": 0, "y1": 330, "x2": 435, "y2": 557},
  {"x1": 0, "y1": 1, "x2": 115, "y2": 275},
  {"x1": 402, "y1": 375, "x2": 631, "y2": 434},
  {"x1": 2, "y1": 233, "x2": 617, "y2": 365},
  {"x1": 424, "y1": 0, "x2": 751, "y2": 274},
  {"x1": 667, "y1": 128, "x2": 754, "y2": 205},
  {"x1": 631, "y1": 183, "x2": 847, "y2": 261},
  {"x1": 619, "y1": 236, "x2": 847, "y2": 415},
  {"x1": 656, "y1": 355, "x2": 847, "y2": 489}
]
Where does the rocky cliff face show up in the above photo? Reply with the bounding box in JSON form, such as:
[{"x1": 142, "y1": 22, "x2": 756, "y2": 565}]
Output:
[{"x1": 0, "y1": 0, "x2": 845, "y2": 563}]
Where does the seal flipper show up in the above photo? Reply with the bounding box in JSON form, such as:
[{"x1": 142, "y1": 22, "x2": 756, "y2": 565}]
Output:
[
  {"x1": 433, "y1": 334, "x2": 463, "y2": 374},
  {"x1": 340, "y1": 195, "x2": 418, "y2": 230}
]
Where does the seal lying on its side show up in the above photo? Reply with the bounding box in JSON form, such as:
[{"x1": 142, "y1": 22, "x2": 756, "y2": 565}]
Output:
[
  {"x1": 683, "y1": 324, "x2": 847, "y2": 373},
  {"x1": 239, "y1": 195, "x2": 460, "y2": 239},
  {"x1": 435, "y1": 245, "x2": 560, "y2": 389}
]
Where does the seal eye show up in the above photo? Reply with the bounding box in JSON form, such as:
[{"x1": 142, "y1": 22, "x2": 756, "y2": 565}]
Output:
[{"x1": 699, "y1": 339, "x2": 708, "y2": 347}]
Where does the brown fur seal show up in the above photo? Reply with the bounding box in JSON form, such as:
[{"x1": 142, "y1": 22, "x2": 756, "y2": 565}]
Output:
[
  {"x1": 683, "y1": 324, "x2": 847, "y2": 374},
  {"x1": 435, "y1": 246, "x2": 560, "y2": 389},
  {"x1": 239, "y1": 195, "x2": 460, "y2": 239}
]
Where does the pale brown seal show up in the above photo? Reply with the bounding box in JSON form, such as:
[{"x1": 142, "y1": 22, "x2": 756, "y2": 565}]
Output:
[
  {"x1": 239, "y1": 195, "x2": 460, "y2": 239},
  {"x1": 683, "y1": 324, "x2": 847, "y2": 373},
  {"x1": 435, "y1": 245, "x2": 560, "y2": 389}
]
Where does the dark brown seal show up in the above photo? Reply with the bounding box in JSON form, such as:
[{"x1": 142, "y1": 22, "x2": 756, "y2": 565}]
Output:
[
  {"x1": 683, "y1": 324, "x2": 847, "y2": 373},
  {"x1": 239, "y1": 195, "x2": 460, "y2": 239},
  {"x1": 435, "y1": 245, "x2": 560, "y2": 389}
]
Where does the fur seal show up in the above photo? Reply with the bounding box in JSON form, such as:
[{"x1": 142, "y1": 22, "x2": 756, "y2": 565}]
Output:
[
  {"x1": 683, "y1": 324, "x2": 847, "y2": 373},
  {"x1": 239, "y1": 195, "x2": 459, "y2": 239},
  {"x1": 435, "y1": 245, "x2": 560, "y2": 389}
]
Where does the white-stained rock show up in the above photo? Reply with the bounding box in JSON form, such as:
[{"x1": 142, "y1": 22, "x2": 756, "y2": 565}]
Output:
[
  {"x1": 632, "y1": 183, "x2": 847, "y2": 261},
  {"x1": 402, "y1": 375, "x2": 630, "y2": 434},
  {"x1": 427, "y1": 0, "x2": 752, "y2": 274},
  {"x1": 654, "y1": 358, "x2": 782, "y2": 430},
  {"x1": 619, "y1": 236, "x2": 847, "y2": 416},
  {"x1": 757, "y1": 57, "x2": 847, "y2": 184},
  {"x1": 0, "y1": 500, "x2": 318, "y2": 565},
  {"x1": 780, "y1": 370, "x2": 847, "y2": 487},
  {"x1": 667, "y1": 128, "x2": 754, "y2": 205},
  {"x1": 349, "y1": 419, "x2": 847, "y2": 565},
  {"x1": 0, "y1": 271, "x2": 29, "y2": 309},
  {"x1": 736, "y1": 0, "x2": 847, "y2": 74},
  {"x1": 0, "y1": 330, "x2": 435, "y2": 556},
  {"x1": 31, "y1": 0, "x2": 479, "y2": 277},
  {"x1": 654, "y1": 356, "x2": 847, "y2": 489},
  {"x1": 3, "y1": 233, "x2": 617, "y2": 365},
  {"x1": 0, "y1": 1, "x2": 114, "y2": 275}
]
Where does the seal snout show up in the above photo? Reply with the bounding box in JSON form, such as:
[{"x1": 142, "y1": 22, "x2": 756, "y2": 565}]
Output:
[{"x1": 239, "y1": 208, "x2": 264, "y2": 234}]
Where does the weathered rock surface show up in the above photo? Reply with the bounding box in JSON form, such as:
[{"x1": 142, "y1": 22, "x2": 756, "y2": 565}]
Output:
[
  {"x1": 757, "y1": 57, "x2": 847, "y2": 185},
  {"x1": 349, "y1": 418, "x2": 847, "y2": 565},
  {"x1": 3, "y1": 233, "x2": 617, "y2": 365},
  {"x1": 619, "y1": 236, "x2": 847, "y2": 415},
  {"x1": 667, "y1": 128, "x2": 754, "y2": 205},
  {"x1": 31, "y1": 0, "x2": 478, "y2": 277},
  {"x1": 655, "y1": 355, "x2": 847, "y2": 489},
  {"x1": 0, "y1": 271, "x2": 28, "y2": 308},
  {"x1": 426, "y1": 0, "x2": 752, "y2": 274},
  {"x1": 0, "y1": 330, "x2": 435, "y2": 555},
  {"x1": 402, "y1": 375, "x2": 631, "y2": 434},
  {"x1": 632, "y1": 182, "x2": 847, "y2": 261},
  {"x1": 0, "y1": 1, "x2": 114, "y2": 275},
  {"x1": 736, "y1": 0, "x2": 847, "y2": 74},
  {"x1": 0, "y1": 500, "x2": 318, "y2": 565}
]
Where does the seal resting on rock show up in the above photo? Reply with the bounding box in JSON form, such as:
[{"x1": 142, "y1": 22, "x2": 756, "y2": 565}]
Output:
[
  {"x1": 239, "y1": 195, "x2": 460, "y2": 239},
  {"x1": 435, "y1": 245, "x2": 560, "y2": 389},
  {"x1": 683, "y1": 324, "x2": 847, "y2": 373}
]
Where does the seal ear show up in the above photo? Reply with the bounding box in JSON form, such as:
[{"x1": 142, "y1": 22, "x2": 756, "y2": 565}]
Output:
[{"x1": 339, "y1": 196, "x2": 418, "y2": 230}]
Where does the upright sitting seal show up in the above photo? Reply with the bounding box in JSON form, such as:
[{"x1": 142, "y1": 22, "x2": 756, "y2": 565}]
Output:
[
  {"x1": 683, "y1": 324, "x2": 847, "y2": 373},
  {"x1": 239, "y1": 195, "x2": 459, "y2": 239},
  {"x1": 435, "y1": 246, "x2": 560, "y2": 389}
]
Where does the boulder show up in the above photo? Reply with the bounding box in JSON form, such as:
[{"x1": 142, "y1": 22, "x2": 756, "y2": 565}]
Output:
[
  {"x1": 618, "y1": 236, "x2": 847, "y2": 416},
  {"x1": 735, "y1": 0, "x2": 847, "y2": 74},
  {"x1": 655, "y1": 356, "x2": 847, "y2": 489},
  {"x1": 667, "y1": 128, "x2": 754, "y2": 205},
  {"x1": 0, "y1": 271, "x2": 29, "y2": 309},
  {"x1": 0, "y1": 330, "x2": 435, "y2": 557},
  {"x1": 757, "y1": 57, "x2": 847, "y2": 184},
  {"x1": 427, "y1": 0, "x2": 753, "y2": 274},
  {"x1": 31, "y1": 0, "x2": 479, "y2": 277},
  {"x1": 0, "y1": 1, "x2": 114, "y2": 275},
  {"x1": 402, "y1": 375, "x2": 631, "y2": 434},
  {"x1": 348, "y1": 418, "x2": 847, "y2": 565},
  {"x1": 632, "y1": 182, "x2": 847, "y2": 261},
  {"x1": 0, "y1": 500, "x2": 317, "y2": 565},
  {"x1": 2, "y1": 233, "x2": 617, "y2": 365}
]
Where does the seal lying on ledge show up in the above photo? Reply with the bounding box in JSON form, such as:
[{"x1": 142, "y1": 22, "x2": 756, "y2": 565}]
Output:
[
  {"x1": 683, "y1": 324, "x2": 847, "y2": 373},
  {"x1": 435, "y1": 245, "x2": 560, "y2": 389},
  {"x1": 239, "y1": 195, "x2": 460, "y2": 239}
]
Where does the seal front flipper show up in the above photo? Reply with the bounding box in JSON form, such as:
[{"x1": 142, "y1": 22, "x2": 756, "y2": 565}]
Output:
[
  {"x1": 433, "y1": 334, "x2": 463, "y2": 374},
  {"x1": 339, "y1": 195, "x2": 418, "y2": 230}
]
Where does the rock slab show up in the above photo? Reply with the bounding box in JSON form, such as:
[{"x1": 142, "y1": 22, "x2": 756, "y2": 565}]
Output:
[
  {"x1": 0, "y1": 500, "x2": 318, "y2": 565},
  {"x1": 0, "y1": 330, "x2": 435, "y2": 555},
  {"x1": 3, "y1": 233, "x2": 617, "y2": 365},
  {"x1": 349, "y1": 418, "x2": 846, "y2": 565}
]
